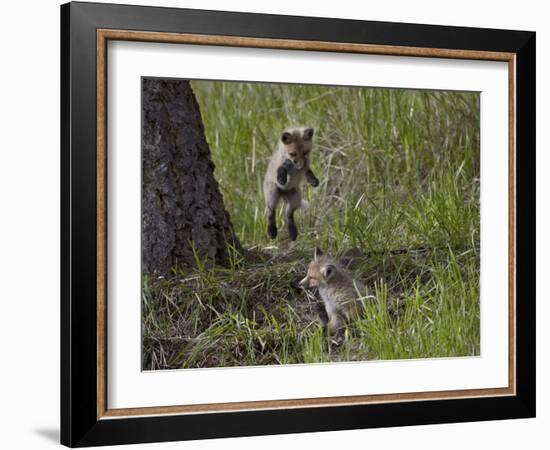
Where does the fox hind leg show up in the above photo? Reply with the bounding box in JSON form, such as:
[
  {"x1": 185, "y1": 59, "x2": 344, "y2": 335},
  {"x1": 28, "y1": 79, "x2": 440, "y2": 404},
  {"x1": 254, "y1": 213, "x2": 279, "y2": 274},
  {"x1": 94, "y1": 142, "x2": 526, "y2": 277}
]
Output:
[
  {"x1": 283, "y1": 189, "x2": 302, "y2": 241},
  {"x1": 265, "y1": 184, "x2": 280, "y2": 239},
  {"x1": 267, "y1": 208, "x2": 278, "y2": 239}
]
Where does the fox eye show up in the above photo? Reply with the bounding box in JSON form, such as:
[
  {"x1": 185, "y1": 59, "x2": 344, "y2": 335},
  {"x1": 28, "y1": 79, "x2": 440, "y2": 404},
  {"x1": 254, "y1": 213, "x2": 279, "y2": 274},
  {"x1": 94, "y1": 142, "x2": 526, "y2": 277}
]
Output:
[
  {"x1": 289, "y1": 152, "x2": 297, "y2": 157},
  {"x1": 281, "y1": 132, "x2": 293, "y2": 144}
]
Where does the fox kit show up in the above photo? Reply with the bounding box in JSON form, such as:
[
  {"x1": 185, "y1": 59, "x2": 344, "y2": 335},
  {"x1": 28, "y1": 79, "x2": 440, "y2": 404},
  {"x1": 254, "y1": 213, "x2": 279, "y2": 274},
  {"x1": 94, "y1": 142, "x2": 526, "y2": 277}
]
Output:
[
  {"x1": 263, "y1": 127, "x2": 319, "y2": 241},
  {"x1": 300, "y1": 248, "x2": 367, "y2": 333}
]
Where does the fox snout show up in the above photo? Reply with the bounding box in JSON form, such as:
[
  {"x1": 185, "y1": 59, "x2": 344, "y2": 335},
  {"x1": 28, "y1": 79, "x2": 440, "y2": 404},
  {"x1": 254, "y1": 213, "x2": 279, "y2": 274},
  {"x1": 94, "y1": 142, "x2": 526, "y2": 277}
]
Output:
[
  {"x1": 294, "y1": 160, "x2": 304, "y2": 170},
  {"x1": 299, "y1": 276, "x2": 310, "y2": 288}
]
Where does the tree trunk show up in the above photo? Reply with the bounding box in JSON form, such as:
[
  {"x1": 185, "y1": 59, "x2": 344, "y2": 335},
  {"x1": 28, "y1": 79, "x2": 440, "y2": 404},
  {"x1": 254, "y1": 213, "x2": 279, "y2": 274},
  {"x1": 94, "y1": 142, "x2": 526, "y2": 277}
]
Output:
[{"x1": 142, "y1": 78, "x2": 241, "y2": 276}]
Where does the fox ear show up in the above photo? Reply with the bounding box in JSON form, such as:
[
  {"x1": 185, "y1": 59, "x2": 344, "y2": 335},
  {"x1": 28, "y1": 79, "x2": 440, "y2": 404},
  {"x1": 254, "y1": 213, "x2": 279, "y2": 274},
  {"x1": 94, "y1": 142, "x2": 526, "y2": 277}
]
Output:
[
  {"x1": 303, "y1": 127, "x2": 314, "y2": 141},
  {"x1": 281, "y1": 132, "x2": 293, "y2": 145},
  {"x1": 314, "y1": 247, "x2": 323, "y2": 259},
  {"x1": 321, "y1": 264, "x2": 335, "y2": 279}
]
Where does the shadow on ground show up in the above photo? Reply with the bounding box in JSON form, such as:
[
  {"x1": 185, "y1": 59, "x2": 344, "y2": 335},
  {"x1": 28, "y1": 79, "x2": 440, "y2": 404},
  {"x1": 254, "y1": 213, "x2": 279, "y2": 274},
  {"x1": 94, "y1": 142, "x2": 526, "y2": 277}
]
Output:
[{"x1": 34, "y1": 428, "x2": 59, "y2": 444}]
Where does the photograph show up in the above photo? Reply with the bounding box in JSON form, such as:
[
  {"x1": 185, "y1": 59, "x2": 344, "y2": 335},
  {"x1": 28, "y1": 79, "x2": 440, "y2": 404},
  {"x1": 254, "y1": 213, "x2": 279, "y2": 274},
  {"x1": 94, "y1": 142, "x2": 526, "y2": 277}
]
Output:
[{"x1": 141, "y1": 77, "x2": 481, "y2": 370}]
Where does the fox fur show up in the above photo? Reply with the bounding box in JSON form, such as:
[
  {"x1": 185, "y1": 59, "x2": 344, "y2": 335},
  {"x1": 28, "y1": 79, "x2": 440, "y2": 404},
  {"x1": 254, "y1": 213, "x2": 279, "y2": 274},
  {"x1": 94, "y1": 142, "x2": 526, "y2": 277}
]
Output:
[{"x1": 263, "y1": 127, "x2": 319, "y2": 241}]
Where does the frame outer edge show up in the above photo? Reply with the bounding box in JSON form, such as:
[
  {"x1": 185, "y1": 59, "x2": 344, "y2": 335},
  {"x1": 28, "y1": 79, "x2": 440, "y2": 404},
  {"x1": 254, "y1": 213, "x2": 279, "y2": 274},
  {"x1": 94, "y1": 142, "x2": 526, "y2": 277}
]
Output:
[
  {"x1": 514, "y1": 32, "x2": 536, "y2": 415},
  {"x1": 65, "y1": 2, "x2": 102, "y2": 447},
  {"x1": 70, "y1": 1, "x2": 534, "y2": 52},
  {"x1": 62, "y1": 2, "x2": 536, "y2": 446},
  {"x1": 60, "y1": 2, "x2": 72, "y2": 447}
]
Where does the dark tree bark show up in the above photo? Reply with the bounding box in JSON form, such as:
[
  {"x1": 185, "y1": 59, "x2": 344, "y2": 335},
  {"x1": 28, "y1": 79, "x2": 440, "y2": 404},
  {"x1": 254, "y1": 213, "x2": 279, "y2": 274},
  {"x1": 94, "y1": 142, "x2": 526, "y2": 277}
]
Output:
[{"x1": 142, "y1": 78, "x2": 241, "y2": 276}]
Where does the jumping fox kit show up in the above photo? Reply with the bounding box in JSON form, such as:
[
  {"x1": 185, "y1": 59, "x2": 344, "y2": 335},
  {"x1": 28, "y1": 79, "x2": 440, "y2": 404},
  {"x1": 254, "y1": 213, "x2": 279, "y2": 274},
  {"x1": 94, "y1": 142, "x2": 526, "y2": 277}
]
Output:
[
  {"x1": 300, "y1": 248, "x2": 367, "y2": 333},
  {"x1": 263, "y1": 127, "x2": 319, "y2": 241}
]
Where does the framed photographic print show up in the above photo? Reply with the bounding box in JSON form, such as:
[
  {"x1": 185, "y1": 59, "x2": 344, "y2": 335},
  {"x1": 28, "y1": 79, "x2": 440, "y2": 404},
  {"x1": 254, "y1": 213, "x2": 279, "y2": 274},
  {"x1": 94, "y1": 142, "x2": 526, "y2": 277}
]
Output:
[{"x1": 60, "y1": 1, "x2": 536, "y2": 447}]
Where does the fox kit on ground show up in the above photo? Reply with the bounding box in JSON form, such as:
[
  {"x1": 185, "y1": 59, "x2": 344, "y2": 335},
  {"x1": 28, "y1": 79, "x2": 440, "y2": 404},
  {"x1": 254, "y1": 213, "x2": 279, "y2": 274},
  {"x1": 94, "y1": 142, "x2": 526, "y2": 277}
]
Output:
[
  {"x1": 263, "y1": 126, "x2": 319, "y2": 241},
  {"x1": 300, "y1": 248, "x2": 368, "y2": 333}
]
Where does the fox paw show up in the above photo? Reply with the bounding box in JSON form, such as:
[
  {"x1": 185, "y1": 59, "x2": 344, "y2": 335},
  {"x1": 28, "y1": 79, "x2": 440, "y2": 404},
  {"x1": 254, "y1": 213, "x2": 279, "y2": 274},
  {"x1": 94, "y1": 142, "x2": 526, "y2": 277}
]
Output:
[
  {"x1": 276, "y1": 167, "x2": 288, "y2": 186},
  {"x1": 306, "y1": 170, "x2": 319, "y2": 187},
  {"x1": 267, "y1": 224, "x2": 278, "y2": 239},
  {"x1": 288, "y1": 223, "x2": 298, "y2": 241}
]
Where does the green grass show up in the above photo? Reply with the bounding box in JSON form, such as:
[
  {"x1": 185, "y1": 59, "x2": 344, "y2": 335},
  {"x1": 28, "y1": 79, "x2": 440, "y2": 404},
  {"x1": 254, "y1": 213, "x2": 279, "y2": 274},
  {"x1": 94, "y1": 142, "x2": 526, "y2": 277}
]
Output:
[{"x1": 142, "y1": 81, "x2": 480, "y2": 370}]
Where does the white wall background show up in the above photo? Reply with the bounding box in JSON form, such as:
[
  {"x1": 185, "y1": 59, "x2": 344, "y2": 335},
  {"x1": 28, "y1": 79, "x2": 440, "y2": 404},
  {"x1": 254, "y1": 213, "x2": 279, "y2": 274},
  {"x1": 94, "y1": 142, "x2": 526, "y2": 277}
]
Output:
[{"x1": 0, "y1": 0, "x2": 546, "y2": 448}]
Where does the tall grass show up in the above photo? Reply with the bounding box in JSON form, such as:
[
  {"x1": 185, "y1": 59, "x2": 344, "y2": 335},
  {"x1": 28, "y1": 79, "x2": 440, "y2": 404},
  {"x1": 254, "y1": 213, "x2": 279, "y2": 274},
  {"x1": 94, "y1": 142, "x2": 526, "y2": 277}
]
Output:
[{"x1": 142, "y1": 81, "x2": 480, "y2": 370}]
